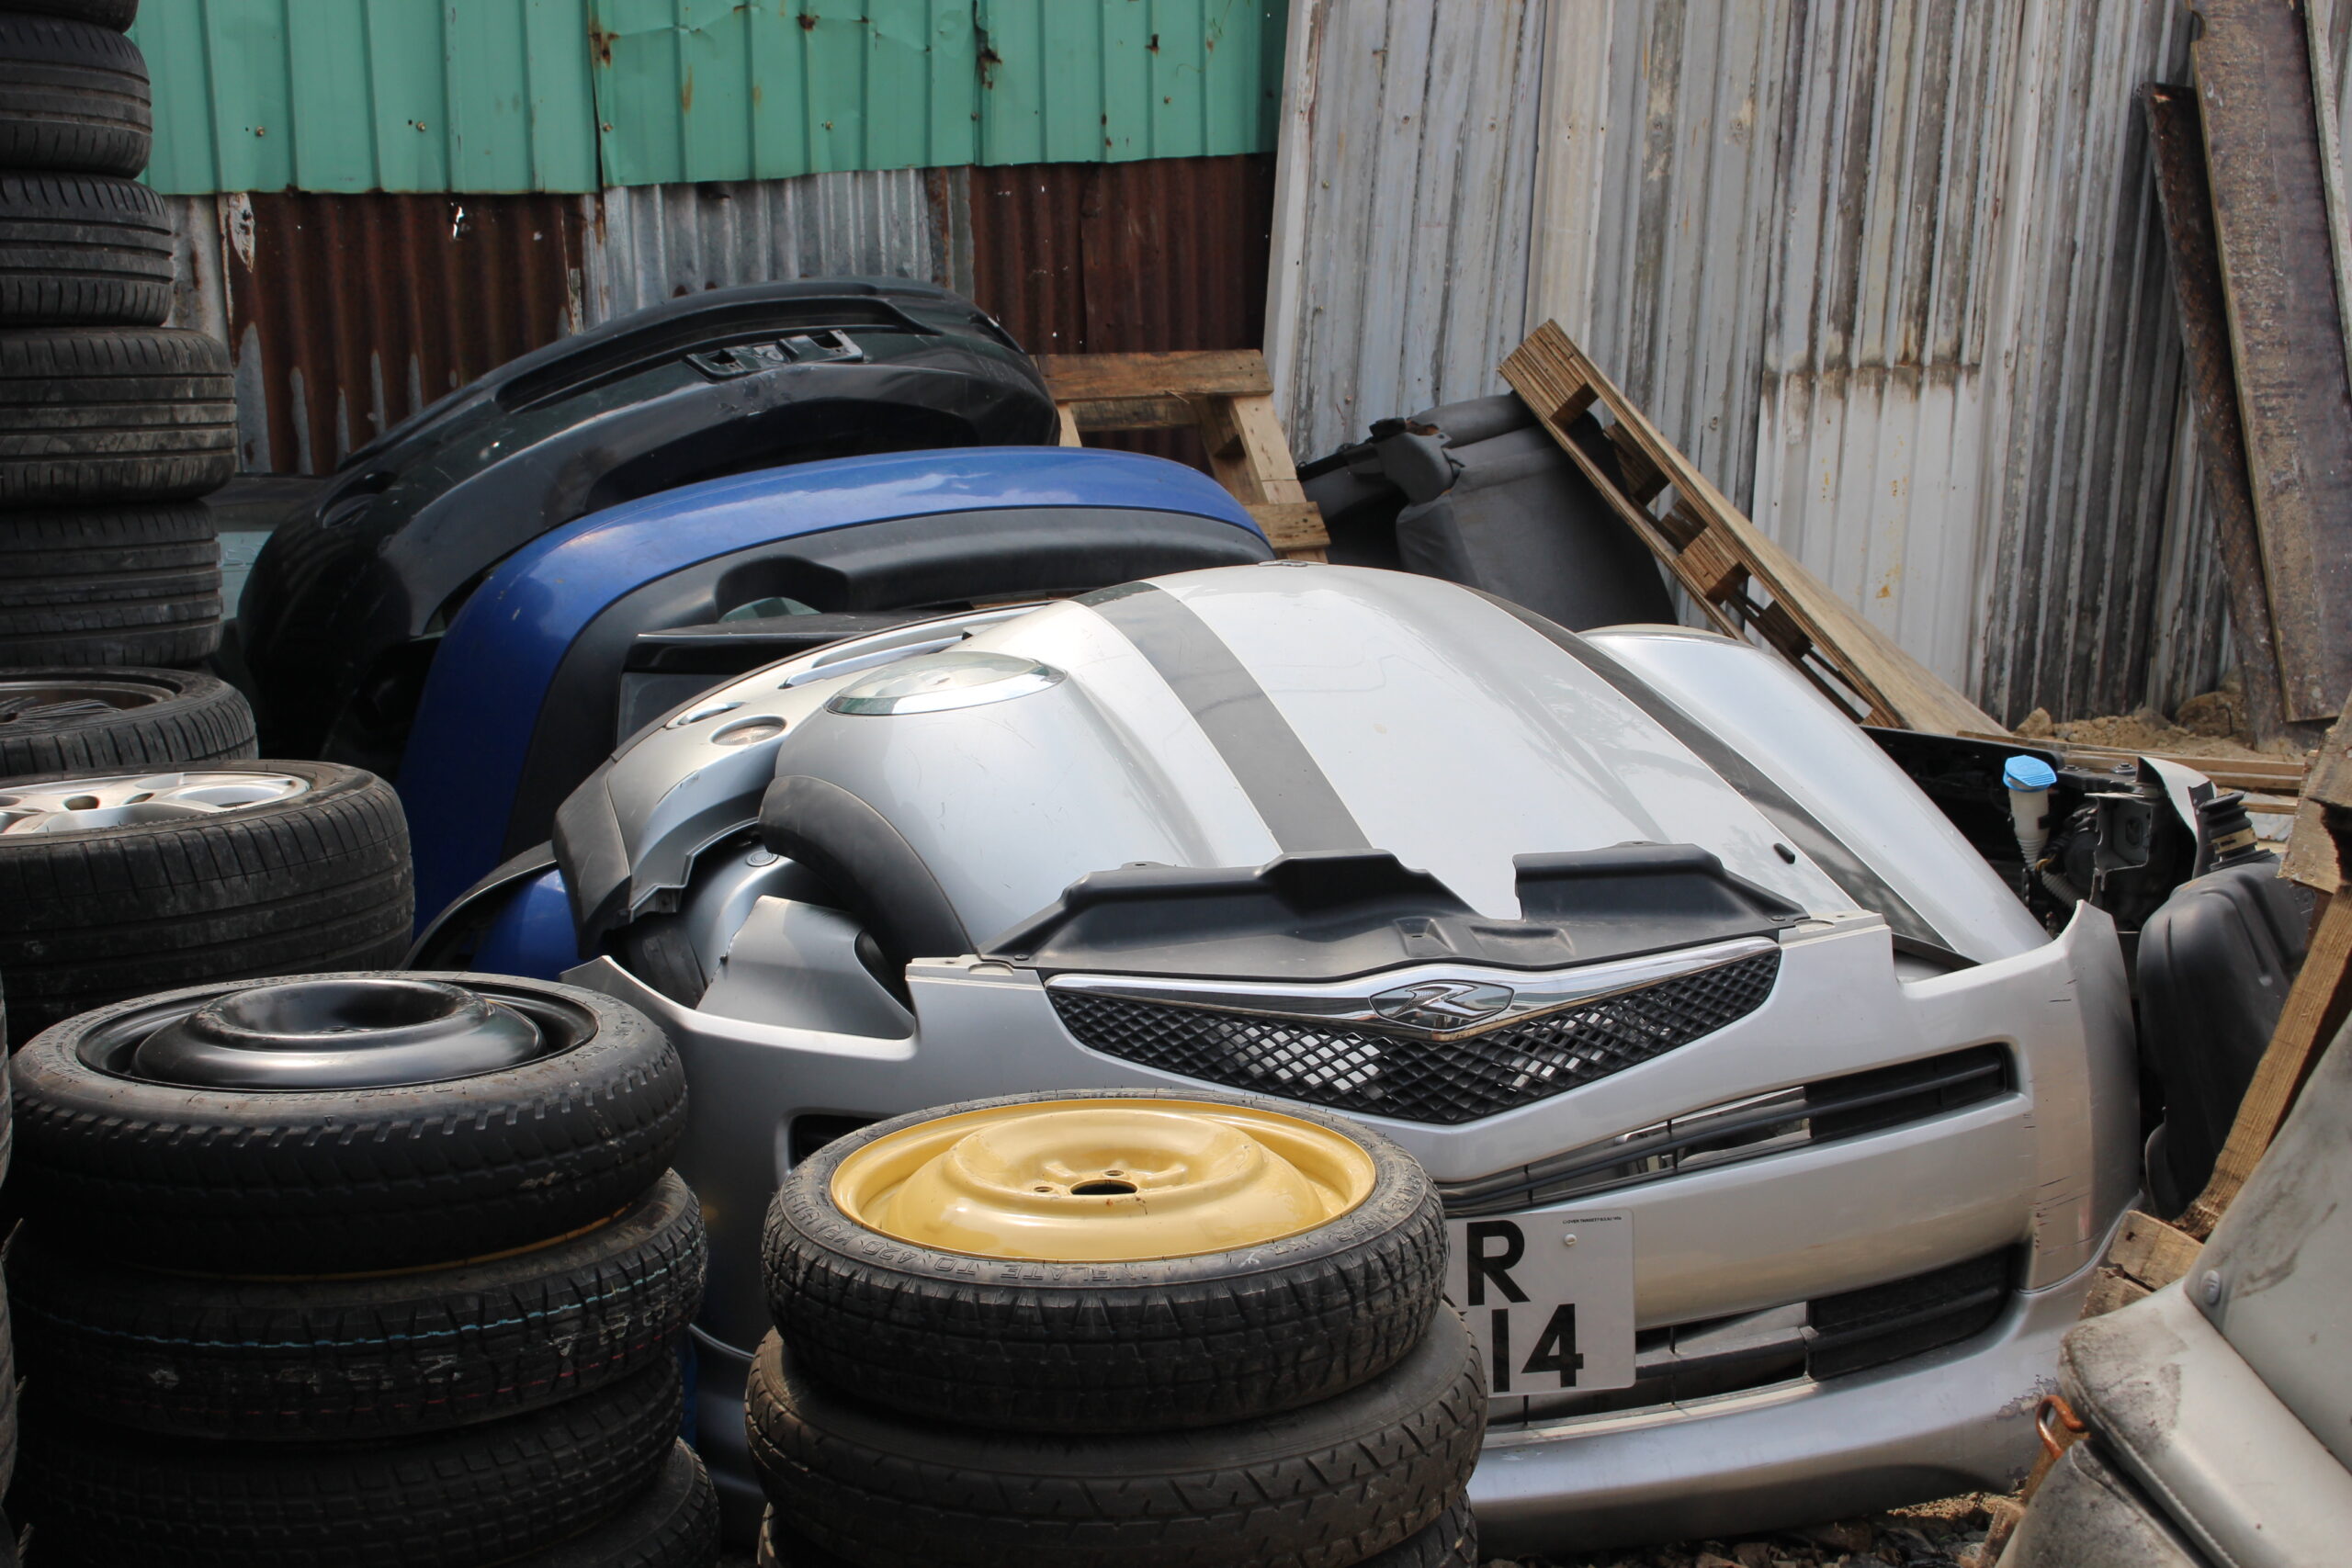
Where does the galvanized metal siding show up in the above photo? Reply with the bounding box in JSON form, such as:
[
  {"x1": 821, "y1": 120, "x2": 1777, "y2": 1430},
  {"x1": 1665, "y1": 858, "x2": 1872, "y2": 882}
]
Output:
[
  {"x1": 1965, "y1": 4, "x2": 2202, "y2": 721},
  {"x1": 581, "y1": 170, "x2": 941, "y2": 323},
  {"x1": 134, "y1": 0, "x2": 602, "y2": 194},
  {"x1": 1264, "y1": 0, "x2": 1548, "y2": 457},
  {"x1": 1268, "y1": 0, "x2": 2233, "y2": 721},
  {"x1": 1544, "y1": 0, "x2": 1794, "y2": 515}
]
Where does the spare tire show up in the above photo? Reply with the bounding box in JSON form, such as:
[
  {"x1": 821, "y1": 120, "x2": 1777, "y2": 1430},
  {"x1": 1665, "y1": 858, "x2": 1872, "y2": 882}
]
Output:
[
  {"x1": 0, "y1": 665, "x2": 250, "y2": 778},
  {"x1": 0, "y1": 759, "x2": 409, "y2": 1043},
  {"x1": 17, "y1": 1358, "x2": 683, "y2": 1568},
  {"x1": 0, "y1": 504, "x2": 222, "y2": 667},
  {"x1": 0, "y1": 326, "x2": 236, "y2": 503},
  {"x1": 0, "y1": 14, "x2": 150, "y2": 176},
  {"x1": 745, "y1": 1314, "x2": 1485, "y2": 1568},
  {"x1": 10, "y1": 971, "x2": 688, "y2": 1271},
  {"x1": 10, "y1": 1169, "x2": 707, "y2": 1440},
  {"x1": 763, "y1": 1088, "x2": 1445, "y2": 1432},
  {"x1": 0, "y1": 172, "x2": 171, "y2": 324}
]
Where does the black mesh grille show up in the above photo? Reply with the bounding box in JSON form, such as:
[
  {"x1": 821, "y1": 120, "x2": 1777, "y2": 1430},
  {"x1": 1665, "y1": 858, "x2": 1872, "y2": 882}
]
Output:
[{"x1": 1048, "y1": 950, "x2": 1781, "y2": 1124}]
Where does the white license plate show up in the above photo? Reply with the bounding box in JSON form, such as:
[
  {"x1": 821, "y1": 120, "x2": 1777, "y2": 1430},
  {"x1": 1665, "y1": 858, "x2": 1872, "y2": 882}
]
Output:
[{"x1": 1445, "y1": 1212, "x2": 1636, "y2": 1394}]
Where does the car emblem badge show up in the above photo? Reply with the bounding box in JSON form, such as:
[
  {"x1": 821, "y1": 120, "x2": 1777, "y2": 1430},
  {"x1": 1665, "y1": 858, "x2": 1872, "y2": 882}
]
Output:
[{"x1": 1369, "y1": 980, "x2": 1515, "y2": 1031}]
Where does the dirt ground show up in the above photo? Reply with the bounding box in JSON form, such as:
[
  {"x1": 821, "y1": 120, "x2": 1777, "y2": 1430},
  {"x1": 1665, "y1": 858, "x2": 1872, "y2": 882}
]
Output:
[
  {"x1": 1498, "y1": 1493, "x2": 2018, "y2": 1568},
  {"x1": 724, "y1": 1494, "x2": 2023, "y2": 1568},
  {"x1": 2011, "y1": 677, "x2": 2314, "y2": 763}
]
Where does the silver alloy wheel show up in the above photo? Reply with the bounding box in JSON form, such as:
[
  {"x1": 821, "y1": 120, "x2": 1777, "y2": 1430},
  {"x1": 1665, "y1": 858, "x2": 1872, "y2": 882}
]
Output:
[
  {"x1": 0, "y1": 675, "x2": 166, "y2": 724},
  {"x1": 0, "y1": 770, "x2": 308, "y2": 835}
]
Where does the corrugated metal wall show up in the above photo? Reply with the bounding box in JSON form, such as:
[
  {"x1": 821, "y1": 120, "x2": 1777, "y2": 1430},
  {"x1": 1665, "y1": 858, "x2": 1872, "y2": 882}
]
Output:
[
  {"x1": 582, "y1": 171, "x2": 942, "y2": 323},
  {"x1": 166, "y1": 154, "x2": 1274, "y2": 475},
  {"x1": 1267, "y1": 0, "x2": 2233, "y2": 723},
  {"x1": 136, "y1": 0, "x2": 1289, "y2": 194},
  {"x1": 589, "y1": 0, "x2": 1288, "y2": 185},
  {"x1": 1263, "y1": 0, "x2": 1548, "y2": 458},
  {"x1": 133, "y1": 0, "x2": 601, "y2": 194}
]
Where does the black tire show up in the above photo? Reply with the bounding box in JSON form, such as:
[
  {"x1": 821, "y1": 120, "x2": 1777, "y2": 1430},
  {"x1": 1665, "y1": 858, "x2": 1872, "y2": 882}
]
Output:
[
  {"x1": 0, "y1": 1280, "x2": 17, "y2": 1498},
  {"x1": 0, "y1": 504, "x2": 222, "y2": 666},
  {"x1": 10, "y1": 1169, "x2": 707, "y2": 1440},
  {"x1": 6, "y1": 1, "x2": 138, "y2": 28},
  {"x1": 508, "y1": 1442, "x2": 719, "y2": 1568},
  {"x1": 743, "y1": 1312, "x2": 1487, "y2": 1568},
  {"x1": 763, "y1": 1088, "x2": 1445, "y2": 1433},
  {"x1": 17, "y1": 1358, "x2": 684, "y2": 1568},
  {"x1": 10, "y1": 969, "x2": 688, "y2": 1272},
  {"x1": 0, "y1": 663, "x2": 250, "y2": 777},
  {"x1": 0, "y1": 327, "x2": 236, "y2": 503},
  {"x1": 0, "y1": 15, "x2": 149, "y2": 175},
  {"x1": 0, "y1": 172, "x2": 171, "y2": 324},
  {"x1": 0, "y1": 759, "x2": 411, "y2": 1045},
  {"x1": 757, "y1": 1501, "x2": 1473, "y2": 1568}
]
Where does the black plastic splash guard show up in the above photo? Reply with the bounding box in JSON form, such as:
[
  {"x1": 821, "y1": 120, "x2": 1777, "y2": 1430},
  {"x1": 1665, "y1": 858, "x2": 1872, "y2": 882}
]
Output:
[{"x1": 987, "y1": 843, "x2": 1804, "y2": 981}]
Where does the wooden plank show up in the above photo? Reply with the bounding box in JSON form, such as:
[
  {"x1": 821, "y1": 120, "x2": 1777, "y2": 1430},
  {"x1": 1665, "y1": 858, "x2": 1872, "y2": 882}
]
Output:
[
  {"x1": 2108, "y1": 1209, "x2": 2202, "y2": 1291},
  {"x1": 1245, "y1": 502, "x2": 1330, "y2": 553},
  {"x1": 2191, "y1": 1, "x2": 2352, "y2": 721},
  {"x1": 1041, "y1": 350, "x2": 1326, "y2": 562},
  {"x1": 1958, "y1": 730, "x2": 2312, "y2": 795},
  {"x1": 2284, "y1": 694, "x2": 2352, "y2": 891},
  {"x1": 2180, "y1": 799, "x2": 2352, "y2": 1236},
  {"x1": 1503, "y1": 321, "x2": 2007, "y2": 736},
  {"x1": 2143, "y1": 83, "x2": 2295, "y2": 746},
  {"x1": 1063, "y1": 396, "x2": 1198, "y2": 432},
  {"x1": 1036, "y1": 349, "x2": 1272, "y2": 401}
]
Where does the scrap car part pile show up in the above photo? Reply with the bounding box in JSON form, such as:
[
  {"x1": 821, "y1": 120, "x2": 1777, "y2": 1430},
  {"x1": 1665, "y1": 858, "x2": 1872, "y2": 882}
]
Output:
[
  {"x1": 4, "y1": 970, "x2": 720, "y2": 1566},
  {"x1": 749, "y1": 1089, "x2": 1483, "y2": 1567}
]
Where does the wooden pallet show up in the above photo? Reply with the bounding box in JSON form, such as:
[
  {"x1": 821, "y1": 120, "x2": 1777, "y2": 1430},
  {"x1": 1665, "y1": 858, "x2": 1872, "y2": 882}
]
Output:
[
  {"x1": 1036, "y1": 351, "x2": 1329, "y2": 560},
  {"x1": 1500, "y1": 321, "x2": 2003, "y2": 735}
]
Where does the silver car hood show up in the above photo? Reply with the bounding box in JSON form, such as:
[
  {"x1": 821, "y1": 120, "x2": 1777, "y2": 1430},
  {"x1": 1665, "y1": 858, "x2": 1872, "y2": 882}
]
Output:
[{"x1": 560, "y1": 563, "x2": 2045, "y2": 964}]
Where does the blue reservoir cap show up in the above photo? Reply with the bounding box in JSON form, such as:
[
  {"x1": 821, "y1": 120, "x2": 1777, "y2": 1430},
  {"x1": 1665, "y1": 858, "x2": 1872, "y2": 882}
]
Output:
[{"x1": 2003, "y1": 755, "x2": 2058, "y2": 792}]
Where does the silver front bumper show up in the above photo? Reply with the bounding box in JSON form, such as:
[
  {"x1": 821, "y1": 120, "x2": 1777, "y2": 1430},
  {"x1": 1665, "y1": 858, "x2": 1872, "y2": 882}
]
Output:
[{"x1": 1472, "y1": 1263, "x2": 2089, "y2": 1554}]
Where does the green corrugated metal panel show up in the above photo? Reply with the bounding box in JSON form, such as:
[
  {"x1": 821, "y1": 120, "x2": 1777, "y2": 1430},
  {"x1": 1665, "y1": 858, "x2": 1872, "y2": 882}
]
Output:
[
  {"x1": 133, "y1": 0, "x2": 601, "y2": 193},
  {"x1": 136, "y1": 0, "x2": 1286, "y2": 193},
  {"x1": 586, "y1": 0, "x2": 1288, "y2": 186}
]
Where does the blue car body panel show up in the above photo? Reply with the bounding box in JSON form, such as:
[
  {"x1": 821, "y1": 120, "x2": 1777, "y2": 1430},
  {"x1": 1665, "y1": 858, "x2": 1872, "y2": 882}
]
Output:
[
  {"x1": 467, "y1": 868, "x2": 581, "y2": 980},
  {"x1": 399, "y1": 447, "x2": 1261, "y2": 927}
]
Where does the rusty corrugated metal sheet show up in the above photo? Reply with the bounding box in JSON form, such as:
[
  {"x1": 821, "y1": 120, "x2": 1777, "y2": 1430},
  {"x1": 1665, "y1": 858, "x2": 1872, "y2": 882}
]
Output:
[
  {"x1": 220, "y1": 192, "x2": 587, "y2": 473},
  {"x1": 967, "y1": 152, "x2": 1275, "y2": 464},
  {"x1": 966, "y1": 153, "x2": 1274, "y2": 355}
]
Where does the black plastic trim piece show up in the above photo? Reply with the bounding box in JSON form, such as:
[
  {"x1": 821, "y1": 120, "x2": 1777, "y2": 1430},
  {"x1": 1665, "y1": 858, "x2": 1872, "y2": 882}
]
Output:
[
  {"x1": 759, "y1": 774, "x2": 972, "y2": 973},
  {"x1": 992, "y1": 843, "x2": 1798, "y2": 983},
  {"x1": 1080, "y1": 581, "x2": 1371, "y2": 854}
]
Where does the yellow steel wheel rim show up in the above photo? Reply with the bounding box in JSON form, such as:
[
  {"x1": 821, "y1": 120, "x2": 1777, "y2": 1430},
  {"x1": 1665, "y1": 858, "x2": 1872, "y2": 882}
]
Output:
[{"x1": 831, "y1": 1098, "x2": 1377, "y2": 1262}]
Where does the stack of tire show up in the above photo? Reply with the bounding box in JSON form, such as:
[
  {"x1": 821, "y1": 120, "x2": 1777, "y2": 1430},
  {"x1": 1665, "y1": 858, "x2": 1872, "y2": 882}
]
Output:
[
  {"x1": 0, "y1": 996, "x2": 18, "y2": 1568},
  {"x1": 0, "y1": 0, "x2": 236, "y2": 673},
  {"x1": 2, "y1": 969, "x2": 720, "y2": 1567},
  {"x1": 750, "y1": 1088, "x2": 1486, "y2": 1568}
]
